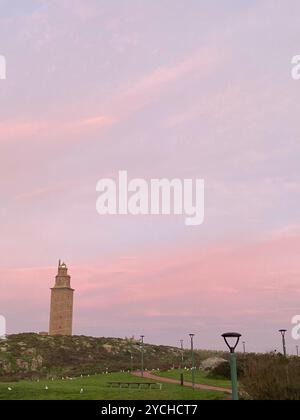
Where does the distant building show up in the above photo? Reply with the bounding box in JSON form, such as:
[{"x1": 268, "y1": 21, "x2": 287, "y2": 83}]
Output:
[{"x1": 49, "y1": 261, "x2": 74, "y2": 336}]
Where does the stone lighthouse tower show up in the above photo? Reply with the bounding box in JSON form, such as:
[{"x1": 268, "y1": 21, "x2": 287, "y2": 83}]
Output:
[{"x1": 49, "y1": 261, "x2": 74, "y2": 336}]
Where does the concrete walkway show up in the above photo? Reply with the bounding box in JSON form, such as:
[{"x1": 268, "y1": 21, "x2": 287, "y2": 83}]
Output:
[{"x1": 132, "y1": 371, "x2": 232, "y2": 395}]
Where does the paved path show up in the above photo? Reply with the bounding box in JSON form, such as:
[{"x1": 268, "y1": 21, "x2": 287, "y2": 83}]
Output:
[{"x1": 132, "y1": 371, "x2": 232, "y2": 394}]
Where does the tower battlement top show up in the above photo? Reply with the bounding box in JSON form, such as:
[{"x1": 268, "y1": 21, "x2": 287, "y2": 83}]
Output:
[
  {"x1": 58, "y1": 259, "x2": 67, "y2": 269},
  {"x1": 54, "y1": 260, "x2": 72, "y2": 288}
]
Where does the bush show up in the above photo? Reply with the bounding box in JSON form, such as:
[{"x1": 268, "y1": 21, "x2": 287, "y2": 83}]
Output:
[
  {"x1": 208, "y1": 360, "x2": 244, "y2": 381},
  {"x1": 207, "y1": 362, "x2": 231, "y2": 380},
  {"x1": 241, "y1": 354, "x2": 300, "y2": 400}
]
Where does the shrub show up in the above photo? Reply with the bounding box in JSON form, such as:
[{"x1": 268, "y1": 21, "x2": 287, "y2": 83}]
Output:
[
  {"x1": 208, "y1": 360, "x2": 244, "y2": 381},
  {"x1": 241, "y1": 354, "x2": 300, "y2": 400}
]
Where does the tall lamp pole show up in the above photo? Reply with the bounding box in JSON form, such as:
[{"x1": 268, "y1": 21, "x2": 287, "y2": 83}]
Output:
[
  {"x1": 130, "y1": 352, "x2": 134, "y2": 372},
  {"x1": 279, "y1": 330, "x2": 287, "y2": 358},
  {"x1": 189, "y1": 334, "x2": 195, "y2": 389},
  {"x1": 222, "y1": 332, "x2": 241, "y2": 401},
  {"x1": 296, "y1": 345, "x2": 299, "y2": 357},
  {"x1": 180, "y1": 340, "x2": 184, "y2": 370},
  {"x1": 140, "y1": 335, "x2": 145, "y2": 377}
]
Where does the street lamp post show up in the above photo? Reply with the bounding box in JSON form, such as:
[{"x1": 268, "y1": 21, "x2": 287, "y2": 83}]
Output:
[
  {"x1": 180, "y1": 340, "x2": 184, "y2": 370},
  {"x1": 189, "y1": 334, "x2": 195, "y2": 389},
  {"x1": 296, "y1": 346, "x2": 299, "y2": 357},
  {"x1": 222, "y1": 332, "x2": 241, "y2": 401},
  {"x1": 279, "y1": 330, "x2": 287, "y2": 358},
  {"x1": 140, "y1": 335, "x2": 145, "y2": 377},
  {"x1": 130, "y1": 352, "x2": 134, "y2": 372}
]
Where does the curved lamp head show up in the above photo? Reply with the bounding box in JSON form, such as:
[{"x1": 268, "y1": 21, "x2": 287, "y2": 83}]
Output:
[
  {"x1": 222, "y1": 332, "x2": 242, "y2": 353},
  {"x1": 279, "y1": 329, "x2": 287, "y2": 338}
]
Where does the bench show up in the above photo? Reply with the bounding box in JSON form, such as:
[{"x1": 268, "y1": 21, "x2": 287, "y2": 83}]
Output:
[{"x1": 107, "y1": 381, "x2": 162, "y2": 390}]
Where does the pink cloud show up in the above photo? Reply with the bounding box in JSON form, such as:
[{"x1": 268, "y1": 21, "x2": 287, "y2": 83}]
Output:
[
  {"x1": 14, "y1": 185, "x2": 64, "y2": 201},
  {"x1": 111, "y1": 47, "x2": 222, "y2": 118},
  {"x1": 7, "y1": 230, "x2": 298, "y2": 308},
  {"x1": 75, "y1": 233, "x2": 300, "y2": 315},
  {"x1": 0, "y1": 114, "x2": 117, "y2": 144},
  {"x1": 0, "y1": 46, "x2": 222, "y2": 149},
  {"x1": 0, "y1": 120, "x2": 45, "y2": 142},
  {"x1": 80, "y1": 115, "x2": 118, "y2": 127}
]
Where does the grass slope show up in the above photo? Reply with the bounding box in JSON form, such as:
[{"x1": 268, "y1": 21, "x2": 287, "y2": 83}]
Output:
[
  {"x1": 156, "y1": 369, "x2": 231, "y2": 389},
  {"x1": 0, "y1": 372, "x2": 226, "y2": 400}
]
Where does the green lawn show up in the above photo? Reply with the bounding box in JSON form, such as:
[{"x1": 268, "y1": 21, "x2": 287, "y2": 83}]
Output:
[
  {"x1": 156, "y1": 369, "x2": 231, "y2": 389},
  {"x1": 0, "y1": 373, "x2": 227, "y2": 400}
]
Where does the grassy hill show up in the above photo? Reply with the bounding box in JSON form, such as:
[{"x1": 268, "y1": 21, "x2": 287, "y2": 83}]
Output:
[
  {"x1": 0, "y1": 333, "x2": 224, "y2": 381},
  {"x1": 0, "y1": 373, "x2": 227, "y2": 400}
]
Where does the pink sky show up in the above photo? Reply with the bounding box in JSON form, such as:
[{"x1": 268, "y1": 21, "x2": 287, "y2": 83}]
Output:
[{"x1": 0, "y1": 1, "x2": 300, "y2": 353}]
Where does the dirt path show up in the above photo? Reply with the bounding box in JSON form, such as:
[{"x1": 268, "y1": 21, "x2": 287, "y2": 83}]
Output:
[{"x1": 132, "y1": 371, "x2": 232, "y2": 394}]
